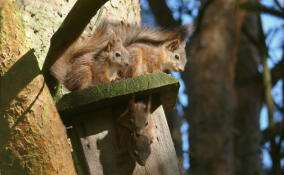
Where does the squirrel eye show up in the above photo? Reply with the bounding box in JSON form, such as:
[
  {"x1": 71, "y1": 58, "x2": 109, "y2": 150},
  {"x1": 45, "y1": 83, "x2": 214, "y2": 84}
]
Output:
[
  {"x1": 175, "y1": 54, "x2": 180, "y2": 60},
  {"x1": 115, "y1": 52, "x2": 121, "y2": 57},
  {"x1": 145, "y1": 121, "x2": 148, "y2": 126}
]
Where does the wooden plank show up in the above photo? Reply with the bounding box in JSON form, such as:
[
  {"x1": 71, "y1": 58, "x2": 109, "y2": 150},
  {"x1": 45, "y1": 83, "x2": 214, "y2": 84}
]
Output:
[
  {"x1": 133, "y1": 106, "x2": 181, "y2": 175},
  {"x1": 57, "y1": 72, "x2": 180, "y2": 125},
  {"x1": 59, "y1": 72, "x2": 181, "y2": 174},
  {"x1": 69, "y1": 105, "x2": 181, "y2": 175}
]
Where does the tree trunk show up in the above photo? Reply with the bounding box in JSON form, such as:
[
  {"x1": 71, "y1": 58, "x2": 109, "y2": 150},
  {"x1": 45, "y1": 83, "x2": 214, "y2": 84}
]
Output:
[
  {"x1": 0, "y1": 0, "x2": 77, "y2": 174},
  {"x1": 186, "y1": 0, "x2": 245, "y2": 174},
  {"x1": 234, "y1": 10, "x2": 263, "y2": 175},
  {"x1": 0, "y1": 0, "x2": 141, "y2": 174}
]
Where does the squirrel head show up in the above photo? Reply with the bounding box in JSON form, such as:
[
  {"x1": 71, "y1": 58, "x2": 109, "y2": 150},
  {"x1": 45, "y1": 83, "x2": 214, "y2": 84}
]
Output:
[
  {"x1": 130, "y1": 134, "x2": 151, "y2": 166},
  {"x1": 118, "y1": 96, "x2": 151, "y2": 134},
  {"x1": 105, "y1": 32, "x2": 131, "y2": 66},
  {"x1": 128, "y1": 95, "x2": 151, "y2": 136},
  {"x1": 163, "y1": 39, "x2": 187, "y2": 72},
  {"x1": 129, "y1": 102, "x2": 149, "y2": 135},
  {"x1": 118, "y1": 95, "x2": 152, "y2": 166}
]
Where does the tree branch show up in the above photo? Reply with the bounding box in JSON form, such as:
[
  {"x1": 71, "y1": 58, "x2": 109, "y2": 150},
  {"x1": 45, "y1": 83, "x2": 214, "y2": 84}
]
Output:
[
  {"x1": 240, "y1": 19, "x2": 284, "y2": 89},
  {"x1": 271, "y1": 51, "x2": 284, "y2": 86},
  {"x1": 258, "y1": 15, "x2": 275, "y2": 128},
  {"x1": 146, "y1": 0, "x2": 180, "y2": 28},
  {"x1": 261, "y1": 121, "x2": 284, "y2": 145},
  {"x1": 240, "y1": 2, "x2": 284, "y2": 19},
  {"x1": 274, "y1": 0, "x2": 284, "y2": 12}
]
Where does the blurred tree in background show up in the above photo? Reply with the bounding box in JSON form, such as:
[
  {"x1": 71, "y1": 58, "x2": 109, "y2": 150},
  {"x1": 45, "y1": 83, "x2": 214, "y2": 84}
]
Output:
[{"x1": 141, "y1": 0, "x2": 284, "y2": 175}]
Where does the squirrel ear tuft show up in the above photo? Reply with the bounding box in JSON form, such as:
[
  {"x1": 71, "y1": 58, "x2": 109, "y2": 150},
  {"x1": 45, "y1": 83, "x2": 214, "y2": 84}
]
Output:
[
  {"x1": 180, "y1": 40, "x2": 186, "y2": 48},
  {"x1": 166, "y1": 39, "x2": 180, "y2": 51},
  {"x1": 106, "y1": 34, "x2": 116, "y2": 51}
]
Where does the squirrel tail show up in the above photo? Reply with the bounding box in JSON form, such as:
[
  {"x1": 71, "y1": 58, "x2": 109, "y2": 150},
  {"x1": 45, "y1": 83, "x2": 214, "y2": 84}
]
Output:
[
  {"x1": 50, "y1": 21, "x2": 111, "y2": 83},
  {"x1": 116, "y1": 23, "x2": 193, "y2": 45},
  {"x1": 50, "y1": 44, "x2": 75, "y2": 83},
  {"x1": 99, "y1": 20, "x2": 192, "y2": 46}
]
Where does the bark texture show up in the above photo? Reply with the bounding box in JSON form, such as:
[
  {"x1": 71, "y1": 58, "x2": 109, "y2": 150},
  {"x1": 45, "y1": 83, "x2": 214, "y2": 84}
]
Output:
[
  {"x1": 0, "y1": 0, "x2": 77, "y2": 174},
  {"x1": 234, "y1": 10, "x2": 263, "y2": 175},
  {"x1": 186, "y1": 0, "x2": 244, "y2": 174}
]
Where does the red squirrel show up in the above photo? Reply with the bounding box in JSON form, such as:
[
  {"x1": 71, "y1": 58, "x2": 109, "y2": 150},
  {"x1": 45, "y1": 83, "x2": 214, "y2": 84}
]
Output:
[
  {"x1": 120, "y1": 38, "x2": 187, "y2": 78},
  {"x1": 107, "y1": 21, "x2": 190, "y2": 79},
  {"x1": 117, "y1": 95, "x2": 153, "y2": 166},
  {"x1": 50, "y1": 22, "x2": 131, "y2": 91},
  {"x1": 64, "y1": 32, "x2": 130, "y2": 91},
  {"x1": 117, "y1": 95, "x2": 153, "y2": 143},
  {"x1": 50, "y1": 20, "x2": 191, "y2": 91}
]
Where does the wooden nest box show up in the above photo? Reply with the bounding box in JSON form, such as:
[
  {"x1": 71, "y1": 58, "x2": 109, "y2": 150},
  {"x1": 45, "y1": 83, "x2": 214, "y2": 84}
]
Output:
[{"x1": 57, "y1": 72, "x2": 181, "y2": 175}]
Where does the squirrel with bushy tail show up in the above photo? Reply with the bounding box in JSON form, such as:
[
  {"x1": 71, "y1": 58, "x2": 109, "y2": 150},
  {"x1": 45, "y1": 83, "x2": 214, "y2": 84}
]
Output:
[{"x1": 50, "y1": 20, "x2": 191, "y2": 91}]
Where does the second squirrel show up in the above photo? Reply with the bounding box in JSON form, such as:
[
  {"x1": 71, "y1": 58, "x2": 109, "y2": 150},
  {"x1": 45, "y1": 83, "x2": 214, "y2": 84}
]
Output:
[
  {"x1": 119, "y1": 38, "x2": 187, "y2": 79},
  {"x1": 64, "y1": 31, "x2": 130, "y2": 91},
  {"x1": 116, "y1": 95, "x2": 153, "y2": 166},
  {"x1": 50, "y1": 20, "x2": 191, "y2": 91}
]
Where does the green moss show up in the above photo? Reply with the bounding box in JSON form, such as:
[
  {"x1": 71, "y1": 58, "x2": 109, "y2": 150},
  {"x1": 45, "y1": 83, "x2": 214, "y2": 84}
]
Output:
[
  {"x1": 57, "y1": 72, "x2": 180, "y2": 124},
  {"x1": 0, "y1": 148, "x2": 29, "y2": 175}
]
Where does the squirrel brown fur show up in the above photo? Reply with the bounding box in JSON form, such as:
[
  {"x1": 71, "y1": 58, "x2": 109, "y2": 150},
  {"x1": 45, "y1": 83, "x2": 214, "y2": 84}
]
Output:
[
  {"x1": 118, "y1": 38, "x2": 187, "y2": 79},
  {"x1": 107, "y1": 21, "x2": 190, "y2": 78},
  {"x1": 108, "y1": 21, "x2": 191, "y2": 46},
  {"x1": 116, "y1": 95, "x2": 153, "y2": 166},
  {"x1": 50, "y1": 20, "x2": 190, "y2": 91},
  {"x1": 50, "y1": 22, "x2": 111, "y2": 83},
  {"x1": 116, "y1": 125, "x2": 151, "y2": 166},
  {"x1": 117, "y1": 95, "x2": 154, "y2": 143},
  {"x1": 50, "y1": 22, "x2": 131, "y2": 91}
]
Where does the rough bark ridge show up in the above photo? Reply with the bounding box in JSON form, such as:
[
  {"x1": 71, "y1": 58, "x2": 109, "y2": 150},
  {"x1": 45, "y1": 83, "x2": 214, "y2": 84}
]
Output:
[
  {"x1": 0, "y1": 0, "x2": 77, "y2": 174},
  {"x1": 186, "y1": 0, "x2": 244, "y2": 174}
]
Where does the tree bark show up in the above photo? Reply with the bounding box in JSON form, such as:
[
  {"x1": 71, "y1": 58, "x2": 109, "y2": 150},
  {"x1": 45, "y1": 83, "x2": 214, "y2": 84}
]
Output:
[
  {"x1": 0, "y1": 0, "x2": 141, "y2": 174},
  {"x1": 186, "y1": 0, "x2": 245, "y2": 174},
  {"x1": 234, "y1": 10, "x2": 263, "y2": 175},
  {"x1": 0, "y1": 0, "x2": 78, "y2": 174}
]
